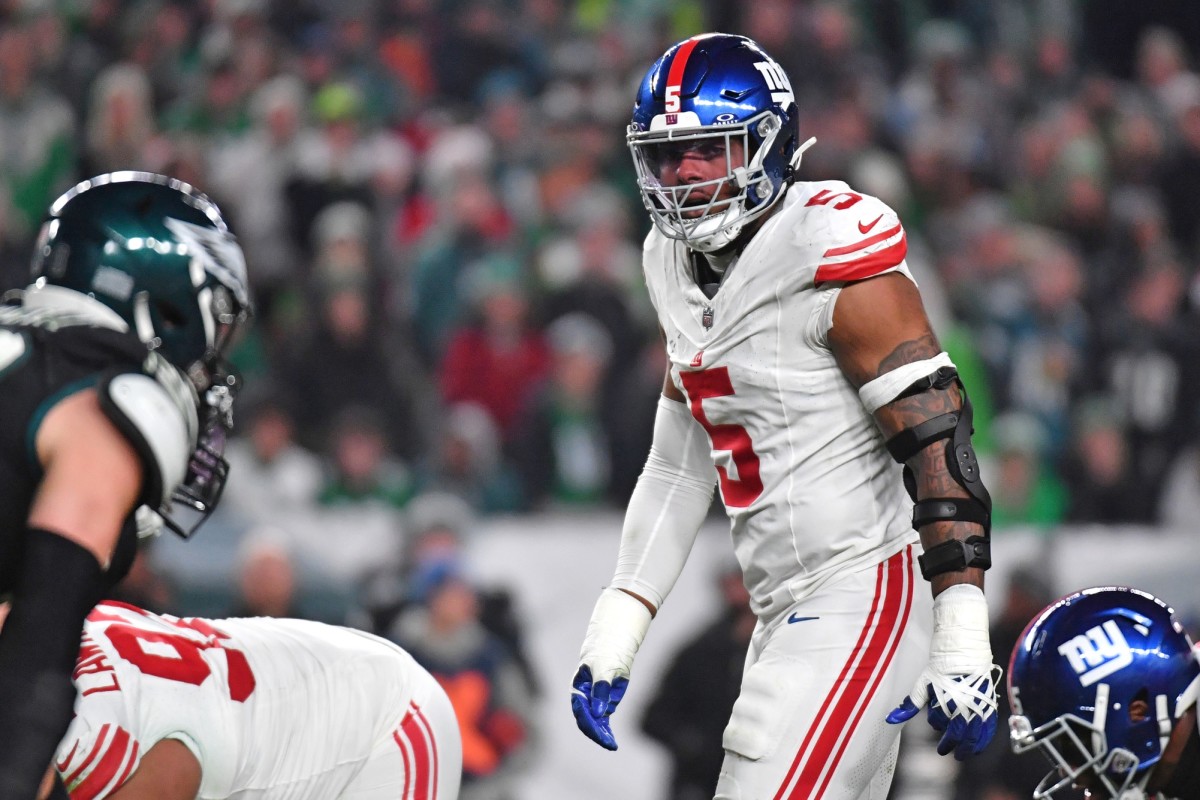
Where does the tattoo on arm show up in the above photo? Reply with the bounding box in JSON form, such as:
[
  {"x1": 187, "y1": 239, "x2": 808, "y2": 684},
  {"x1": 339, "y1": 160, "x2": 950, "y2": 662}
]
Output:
[{"x1": 871, "y1": 335, "x2": 985, "y2": 592}]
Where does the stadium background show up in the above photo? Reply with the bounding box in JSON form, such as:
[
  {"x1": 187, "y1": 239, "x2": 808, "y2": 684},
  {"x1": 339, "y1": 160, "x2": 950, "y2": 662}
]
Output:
[{"x1": 1, "y1": 1, "x2": 1198, "y2": 797}]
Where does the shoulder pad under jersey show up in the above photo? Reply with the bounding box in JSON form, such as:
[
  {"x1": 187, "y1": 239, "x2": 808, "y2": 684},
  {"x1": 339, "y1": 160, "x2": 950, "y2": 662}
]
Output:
[{"x1": 97, "y1": 361, "x2": 198, "y2": 509}]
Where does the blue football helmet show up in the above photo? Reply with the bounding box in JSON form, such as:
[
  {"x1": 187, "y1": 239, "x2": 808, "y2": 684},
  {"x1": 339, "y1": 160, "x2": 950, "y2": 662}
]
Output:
[
  {"x1": 628, "y1": 33, "x2": 806, "y2": 252},
  {"x1": 1008, "y1": 587, "x2": 1200, "y2": 799}
]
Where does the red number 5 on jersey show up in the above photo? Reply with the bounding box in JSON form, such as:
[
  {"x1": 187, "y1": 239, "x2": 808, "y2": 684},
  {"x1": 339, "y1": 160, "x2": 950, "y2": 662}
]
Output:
[{"x1": 680, "y1": 367, "x2": 764, "y2": 507}]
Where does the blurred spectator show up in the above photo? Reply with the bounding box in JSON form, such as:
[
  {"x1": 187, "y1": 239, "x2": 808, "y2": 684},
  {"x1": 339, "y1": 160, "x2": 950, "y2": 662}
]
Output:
[
  {"x1": 417, "y1": 403, "x2": 526, "y2": 514},
  {"x1": 535, "y1": 187, "x2": 649, "y2": 370},
  {"x1": 389, "y1": 560, "x2": 535, "y2": 800},
  {"x1": 1086, "y1": 257, "x2": 1200, "y2": 511},
  {"x1": 0, "y1": 20, "x2": 74, "y2": 243},
  {"x1": 1060, "y1": 397, "x2": 1147, "y2": 523},
  {"x1": 209, "y1": 75, "x2": 308, "y2": 300},
  {"x1": 355, "y1": 491, "x2": 540, "y2": 697},
  {"x1": 1159, "y1": 443, "x2": 1200, "y2": 531},
  {"x1": 222, "y1": 385, "x2": 323, "y2": 524},
  {"x1": 641, "y1": 560, "x2": 755, "y2": 800},
  {"x1": 286, "y1": 81, "x2": 379, "y2": 252},
  {"x1": 1159, "y1": 93, "x2": 1200, "y2": 258},
  {"x1": 515, "y1": 313, "x2": 616, "y2": 508},
  {"x1": 439, "y1": 255, "x2": 551, "y2": 444},
  {"x1": 411, "y1": 172, "x2": 515, "y2": 363},
  {"x1": 283, "y1": 270, "x2": 430, "y2": 458},
  {"x1": 227, "y1": 531, "x2": 304, "y2": 619},
  {"x1": 318, "y1": 405, "x2": 414, "y2": 510},
  {"x1": 986, "y1": 412, "x2": 1067, "y2": 529},
  {"x1": 83, "y1": 63, "x2": 157, "y2": 175}
]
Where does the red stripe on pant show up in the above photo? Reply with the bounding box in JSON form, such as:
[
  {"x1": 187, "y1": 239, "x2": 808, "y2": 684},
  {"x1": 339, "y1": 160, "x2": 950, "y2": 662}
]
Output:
[
  {"x1": 808, "y1": 547, "x2": 915, "y2": 798},
  {"x1": 393, "y1": 729, "x2": 412, "y2": 799},
  {"x1": 394, "y1": 702, "x2": 438, "y2": 800},
  {"x1": 771, "y1": 546, "x2": 912, "y2": 800},
  {"x1": 411, "y1": 703, "x2": 440, "y2": 799}
]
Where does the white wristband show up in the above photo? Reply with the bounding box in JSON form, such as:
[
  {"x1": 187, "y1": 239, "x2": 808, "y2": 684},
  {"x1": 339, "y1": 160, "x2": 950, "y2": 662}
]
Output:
[
  {"x1": 579, "y1": 588, "x2": 654, "y2": 685},
  {"x1": 929, "y1": 584, "x2": 992, "y2": 673}
]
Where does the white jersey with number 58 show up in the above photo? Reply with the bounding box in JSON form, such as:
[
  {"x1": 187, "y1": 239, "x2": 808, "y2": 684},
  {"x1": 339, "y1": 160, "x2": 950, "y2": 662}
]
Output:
[
  {"x1": 644, "y1": 180, "x2": 920, "y2": 617},
  {"x1": 56, "y1": 602, "x2": 440, "y2": 800}
]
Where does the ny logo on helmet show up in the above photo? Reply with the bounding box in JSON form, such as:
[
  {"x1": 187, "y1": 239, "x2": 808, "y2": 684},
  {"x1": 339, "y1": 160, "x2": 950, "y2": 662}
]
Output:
[
  {"x1": 752, "y1": 61, "x2": 794, "y2": 111},
  {"x1": 1057, "y1": 620, "x2": 1134, "y2": 687}
]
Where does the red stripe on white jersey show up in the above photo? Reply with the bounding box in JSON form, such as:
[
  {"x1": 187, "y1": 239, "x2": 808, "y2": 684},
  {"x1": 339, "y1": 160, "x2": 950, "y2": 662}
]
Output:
[
  {"x1": 821, "y1": 223, "x2": 902, "y2": 258},
  {"x1": 771, "y1": 547, "x2": 912, "y2": 800},
  {"x1": 808, "y1": 547, "x2": 915, "y2": 798},
  {"x1": 63, "y1": 724, "x2": 111, "y2": 785},
  {"x1": 112, "y1": 742, "x2": 140, "y2": 796},
  {"x1": 815, "y1": 231, "x2": 908, "y2": 285},
  {"x1": 71, "y1": 726, "x2": 134, "y2": 800},
  {"x1": 56, "y1": 740, "x2": 79, "y2": 774}
]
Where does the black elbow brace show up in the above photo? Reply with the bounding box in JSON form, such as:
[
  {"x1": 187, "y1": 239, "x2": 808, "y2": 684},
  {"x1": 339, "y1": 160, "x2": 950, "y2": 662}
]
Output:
[
  {"x1": 0, "y1": 529, "x2": 105, "y2": 798},
  {"x1": 883, "y1": 368, "x2": 992, "y2": 580}
]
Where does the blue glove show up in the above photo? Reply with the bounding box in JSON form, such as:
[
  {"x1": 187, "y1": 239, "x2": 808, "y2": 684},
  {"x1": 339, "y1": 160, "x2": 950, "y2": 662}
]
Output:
[
  {"x1": 570, "y1": 665, "x2": 629, "y2": 751},
  {"x1": 886, "y1": 672, "x2": 999, "y2": 760},
  {"x1": 886, "y1": 585, "x2": 1000, "y2": 761}
]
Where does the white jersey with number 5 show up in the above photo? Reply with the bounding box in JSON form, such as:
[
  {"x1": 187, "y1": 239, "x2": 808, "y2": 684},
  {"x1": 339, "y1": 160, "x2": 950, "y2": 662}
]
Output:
[
  {"x1": 644, "y1": 180, "x2": 920, "y2": 618},
  {"x1": 56, "y1": 601, "x2": 459, "y2": 800}
]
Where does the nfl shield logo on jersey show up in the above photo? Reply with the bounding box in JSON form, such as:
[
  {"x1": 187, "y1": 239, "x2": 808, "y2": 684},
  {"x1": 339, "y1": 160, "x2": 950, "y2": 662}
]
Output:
[{"x1": 702, "y1": 306, "x2": 714, "y2": 329}]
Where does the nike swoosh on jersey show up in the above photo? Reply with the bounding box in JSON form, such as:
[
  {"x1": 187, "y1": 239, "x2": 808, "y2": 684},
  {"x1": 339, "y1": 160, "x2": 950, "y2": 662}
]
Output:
[
  {"x1": 858, "y1": 214, "x2": 884, "y2": 234},
  {"x1": 787, "y1": 613, "x2": 820, "y2": 624}
]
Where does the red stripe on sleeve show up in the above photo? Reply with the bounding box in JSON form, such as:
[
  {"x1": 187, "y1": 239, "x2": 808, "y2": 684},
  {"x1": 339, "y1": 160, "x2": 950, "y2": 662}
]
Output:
[
  {"x1": 55, "y1": 741, "x2": 79, "y2": 773},
  {"x1": 64, "y1": 724, "x2": 110, "y2": 785},
  {"x1": 71, "y1": 727, "x2": 133, "y2": 800},
  {"x1": 815, "y1": 233, "x2": 908, "y2": 285},
  {"x1": 111, "y1": 742, "x2": 139, "y2": 794},
  {"x1": 666, "y1": 37, "x2": 701, "y2": 98},
  {"x1": 822, "y1": 223, "x2": 902, "y2": 257}
]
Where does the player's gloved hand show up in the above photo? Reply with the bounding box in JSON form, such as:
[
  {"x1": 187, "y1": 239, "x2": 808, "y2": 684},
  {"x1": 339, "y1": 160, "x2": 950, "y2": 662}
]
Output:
[
  {"x1": 571, "y1": 587, "x2": 652, "y2": 751},
  {"x1": 886, "y1": 584, "x2": 1001, "y2": 761}
]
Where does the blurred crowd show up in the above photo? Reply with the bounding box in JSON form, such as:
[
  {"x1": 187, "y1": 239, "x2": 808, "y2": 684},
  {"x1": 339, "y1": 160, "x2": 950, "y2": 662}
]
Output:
[{"x1": 2, "y1": 0, "x2": 1199, "y2": 797}]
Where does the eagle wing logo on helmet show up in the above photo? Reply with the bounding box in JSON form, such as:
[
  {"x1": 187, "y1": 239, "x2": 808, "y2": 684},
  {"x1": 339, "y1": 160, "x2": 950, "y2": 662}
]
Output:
[
  {"x1": 163, "y1": 218, "x2": 250, "y2": 308},
  {"x1": 1056, "y1": 620, "x2": 1135, "y2": 687}
]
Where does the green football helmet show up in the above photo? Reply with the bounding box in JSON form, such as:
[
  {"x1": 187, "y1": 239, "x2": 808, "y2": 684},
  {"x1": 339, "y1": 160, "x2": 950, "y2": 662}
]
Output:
[
  {"x1": 30, "y1": 172, "x2": 251, "y2": 383},
  {"x1": 29, "y1": 172, "x2": 253, "y2": 536}
]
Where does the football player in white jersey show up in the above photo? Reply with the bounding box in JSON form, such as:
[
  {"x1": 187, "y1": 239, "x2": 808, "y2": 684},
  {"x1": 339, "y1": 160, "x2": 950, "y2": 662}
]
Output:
[
  {"x1": 43, "y1": 601, "x2": 462, "y2": 800},
  {"x1": 570, "y1": 34, "x2": 1000, "y2": 799}
]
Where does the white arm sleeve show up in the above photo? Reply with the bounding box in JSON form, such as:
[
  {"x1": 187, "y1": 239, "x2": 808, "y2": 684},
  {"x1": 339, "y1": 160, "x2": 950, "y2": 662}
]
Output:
[{"x1": 607, "y1": 394, "x2": 717, "y2": 611}]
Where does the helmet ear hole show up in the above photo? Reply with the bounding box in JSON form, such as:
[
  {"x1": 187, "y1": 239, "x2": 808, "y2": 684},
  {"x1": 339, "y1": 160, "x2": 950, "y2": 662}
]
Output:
[
  {"x1": 157, "y1": 300, "x2": 186, "y2": 331},
  {"x1": 1127, "y1": 689, "x2": 1150, "y2": 723}
]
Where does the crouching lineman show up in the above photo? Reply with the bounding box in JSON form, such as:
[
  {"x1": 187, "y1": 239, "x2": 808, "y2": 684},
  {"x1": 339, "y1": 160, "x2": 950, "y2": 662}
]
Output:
[
  {"x1": 1008, "y1": 586, "x2": 1200, "y2": 800},
  {"x1": 40, "y1": 601, "x2": 462, "y2": 800}
]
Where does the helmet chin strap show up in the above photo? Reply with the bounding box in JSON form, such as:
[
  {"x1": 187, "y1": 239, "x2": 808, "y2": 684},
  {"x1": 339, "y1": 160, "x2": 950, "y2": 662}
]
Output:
[{"x1": 790, "y1": 136, "x2": 818, "y2": 174}]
